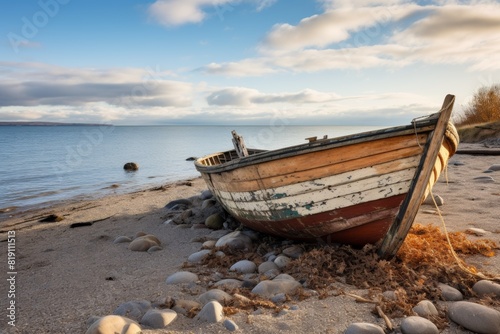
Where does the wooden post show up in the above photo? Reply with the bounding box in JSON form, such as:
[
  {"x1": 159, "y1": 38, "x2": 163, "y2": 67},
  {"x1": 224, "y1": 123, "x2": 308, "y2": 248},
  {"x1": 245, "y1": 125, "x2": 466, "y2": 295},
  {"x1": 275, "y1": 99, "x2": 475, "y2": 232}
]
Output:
[
  {"x1": 232, "y1": 130, "x2": 249, "y2": 158},
  {"x1": 377, "y1": 94, "x2": 455, "y2": 258}
]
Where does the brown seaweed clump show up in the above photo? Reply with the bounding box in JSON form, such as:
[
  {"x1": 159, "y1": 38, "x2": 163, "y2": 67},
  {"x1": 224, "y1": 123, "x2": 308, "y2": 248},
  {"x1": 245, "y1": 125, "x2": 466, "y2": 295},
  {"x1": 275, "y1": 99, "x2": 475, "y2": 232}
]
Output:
[{"x1": 287, "y1": 224, "x2": 499, "y2": 321}]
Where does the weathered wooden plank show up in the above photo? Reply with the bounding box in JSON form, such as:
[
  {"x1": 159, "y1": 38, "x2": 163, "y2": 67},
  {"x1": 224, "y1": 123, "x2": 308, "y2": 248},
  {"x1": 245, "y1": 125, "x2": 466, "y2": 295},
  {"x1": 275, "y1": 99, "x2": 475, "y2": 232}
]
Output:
[
  {"x1": 220, "y1": 178, "x2": 413, "y2": 221},
  {"x1": 210, "y1": 145, "x2": 424, "y2": 193},
  {"x1": 217, "y1": 159, "x2": 418, "y2": 203}
]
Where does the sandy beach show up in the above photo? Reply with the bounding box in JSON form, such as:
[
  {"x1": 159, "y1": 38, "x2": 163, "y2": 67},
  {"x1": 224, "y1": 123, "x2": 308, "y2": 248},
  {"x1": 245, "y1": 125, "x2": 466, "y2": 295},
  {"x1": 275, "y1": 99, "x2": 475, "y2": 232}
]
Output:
[{"x1": 1, "y1": 143, "x2": 499, "y2": 334}]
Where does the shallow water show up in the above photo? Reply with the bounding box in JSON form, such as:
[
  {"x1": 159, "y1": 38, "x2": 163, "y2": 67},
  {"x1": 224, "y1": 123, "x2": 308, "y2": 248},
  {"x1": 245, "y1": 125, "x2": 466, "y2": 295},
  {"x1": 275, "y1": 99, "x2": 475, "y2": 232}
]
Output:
[{"x1": 0, "y1": 124, "x2": 383, "y2": 210}]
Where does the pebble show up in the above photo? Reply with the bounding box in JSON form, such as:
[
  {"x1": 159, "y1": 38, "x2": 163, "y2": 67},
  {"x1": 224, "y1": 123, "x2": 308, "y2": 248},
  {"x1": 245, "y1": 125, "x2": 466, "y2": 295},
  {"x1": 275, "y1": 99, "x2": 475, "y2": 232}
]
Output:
[
  {"x1": 85, "y1": 315, "x2": 141, "y2": 334},
  {"x1": 223, "y1": 319, "x2": 239, "y2": 331},
  {"x1": 274, "y1": 255, "x2": 291, "y2": 269},
  {"x1": 128, "y1": 235, "x2": 160, "y2": 252},
  {"x1": 140, "y1": 309, "x2": 177, "y2": 329},
  {"x1": 230, "y1": 260, "x2": 257, "y2": 274},
  {"x1": 251, "y1": 276, "x2": 301, "y2": 298},
  {"x1": 195, "y1": 301, "x2": 224, "y2": 323},
  {"x1": 453, "y1": 161, "x2": 465, "y2": 166},
  {"x1": 270, "y1": 293, "x2": 287, "y2": 304},
  {"x1": 113, "y1": 236, "x2": 132, "y2": 244},
  {"x1": 199, "y1": 289, "x2": 233, "y2": 305},
  {"x1": 473, "y1": 280, "x2": 500, "y2": 297},
  {"x1": 473, "y1": 176, "x2": 495, "y2": 183},
  {"x1": 258, "y1": 261, "x2": 280, "y2": 274},
  {"x1": 188, "y1": 250, "x2": 211, "y2": 263},
  {"x1": 488, "y1": 164, "x2": 500, "y2": 171},
  {"x1": 344, "y1": 322, "x2": 385, "y2": 334},
  {"x1": 134, "y1": 231, "x2": 147, "y2": 238},
  {"x1": 423, "y1": 194, "x2": 444, "y2": 206},
  {"x1": 438, "y1": 283, "x2": 463, "y2": 301},
  {"x1": 205, "y1": 213, "x2": 225, "y2": 230},
  {"x1": 448, "y1": 301, "x2": 500, "y2": 334},
  {"x1": 147, "y1": 245, "x2": 162, "y2": 253},
  {"x1": 467, "y1": 227, "x2": 488, "y2": 236},
  {"x1": 400, "y1": 316, "x2": 439, "y2": 334},
  {"x1": 166, "y1": 271, "x2": 198, "y2": 284},
  {"x1": 201, "y1": 199, "x2": 216, "y2": 210},
  {"x1": 113, "y1": 300, "x2": 151, "y2": 321},
  {"x1": 200, "y1": 189, "x2": 213, "y2": 200},
  {"x1": 412, "y1": 300, "x2": 438, "y2": 318},
  {"x1": 215, "y1": 231, "x2": 253, "y2": 250},
  {"x1": 123, "y1": 162, "x2": 139, "y2": 171},
  {"x1": 202, "y1": 240, "x2": 217, "y2": 249},
  {"x1": 282, "y1": 245, "x2": 304, "y2": 259}
]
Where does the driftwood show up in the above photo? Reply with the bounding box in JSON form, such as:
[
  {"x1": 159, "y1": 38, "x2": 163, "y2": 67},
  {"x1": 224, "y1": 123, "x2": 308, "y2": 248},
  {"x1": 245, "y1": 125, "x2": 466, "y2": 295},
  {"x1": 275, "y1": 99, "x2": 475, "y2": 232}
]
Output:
[
  {"x1": 456, "y1": 149, "x2": 500, "y2": 156},
  {"x1": 69, "y1": 215, "x2": 114, "y2": 228}
]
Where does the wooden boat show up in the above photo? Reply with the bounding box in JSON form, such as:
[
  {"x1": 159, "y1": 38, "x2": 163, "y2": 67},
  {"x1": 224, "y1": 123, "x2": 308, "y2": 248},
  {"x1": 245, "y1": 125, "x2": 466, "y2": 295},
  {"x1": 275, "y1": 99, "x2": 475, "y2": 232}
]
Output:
[{"x1": 195, "y1": 95, "x2": 459, "y2": 258}]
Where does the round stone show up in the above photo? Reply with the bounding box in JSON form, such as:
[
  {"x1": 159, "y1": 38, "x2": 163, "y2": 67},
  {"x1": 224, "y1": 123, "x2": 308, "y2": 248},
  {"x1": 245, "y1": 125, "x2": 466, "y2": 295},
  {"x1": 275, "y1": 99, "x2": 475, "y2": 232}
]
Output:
[
  {"x1": 202, "y1": 240, "x2": 217, "y2": 249},
  {"x1": 473, "y1": 280, "x2": 500, "y2": 297},
  {"x1": 448, "y1": 301, "x2": 500, "y2": 334},
  {"x1": 258, "y1": 261, "x2": 279, "y2": 274},
  {"x1": 140, "y1": 309, "x2": 177, "y2": 329},
  {"x1": 147, "y1": 245, "x2": 162, "y2": 253},
  {"x1": 85, "y1": 315, "x2": 141, "y2": 334},
  {"x1": 199, "y1": 289, "x2": 233, "y2": 305},
  {"x1": 401, "y1": 316, "x2": 438, "y2": 334},
  {"x1": 344, "y1": 322, "x2": 385, "y2": 334},
  {"x1": 166, "y1": 271, "x2": 198, "y2": 284},
  {"x1": 282, "y1": 245, "x2": 304, "y2": 259},
  {"x1": 113, "y1": 236, "x2": 132, "y2": 244},
  {"x1": 215, "y1": 231, "x2": 252, "y2": 250},
  {"x1": 473, "y1": 176, "x2": 495, "y2": 183},
  {"x1": 230, "y1": 260, "x2": 256, "y2": 274},
  {"x1": 188, "y1": 250, "x2": 211, "y2": 263},
  {"x1": 123, "y1": 162, "x2": 139, "y2": 171},
  {"x1": 438, "y1": 283, "x2": 463, "y2": 301},
  {"x1": 205, "y1": 213, "x2": 225, "y2": 230},
  {"x1": 251, "y1": 278, "x2": 301, "y2": 298},
  {"x1": 195, "y1": 301, "x2": 224, "y2": 323},
  {"x1": 274, "y1": 255, "x2": 291, "y2": 269},
  {"x1": 413, "y1": 300, "x2": 438, "y2": 318},
  {"x1": 488, "y1": 164, "x2": 500, "y2": 171},
  {"x1": 223, "y1": 319, "x2": 239, "y2": 331}
]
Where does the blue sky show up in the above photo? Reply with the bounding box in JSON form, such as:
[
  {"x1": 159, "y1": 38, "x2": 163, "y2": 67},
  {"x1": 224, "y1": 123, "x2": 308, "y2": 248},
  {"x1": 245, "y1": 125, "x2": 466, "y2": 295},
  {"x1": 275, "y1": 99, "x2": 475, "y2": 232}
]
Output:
[{"x1": 1, "y1": 0, "x2": 500, "y2": 125}]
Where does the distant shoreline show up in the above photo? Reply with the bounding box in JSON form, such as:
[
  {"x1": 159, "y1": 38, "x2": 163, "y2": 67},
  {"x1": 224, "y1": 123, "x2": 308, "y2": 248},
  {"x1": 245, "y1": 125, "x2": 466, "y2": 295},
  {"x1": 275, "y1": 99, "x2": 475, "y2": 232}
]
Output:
[{"x1": 0, "y1": 121, "x2": 112, "y2": 126}]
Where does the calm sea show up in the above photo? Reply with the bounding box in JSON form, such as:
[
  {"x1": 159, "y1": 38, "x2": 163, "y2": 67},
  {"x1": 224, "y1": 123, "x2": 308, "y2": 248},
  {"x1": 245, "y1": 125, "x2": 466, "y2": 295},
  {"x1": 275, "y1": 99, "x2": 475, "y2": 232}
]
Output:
[{"x1": 0, "y1": 124, "x2": 383, "y2": 211}]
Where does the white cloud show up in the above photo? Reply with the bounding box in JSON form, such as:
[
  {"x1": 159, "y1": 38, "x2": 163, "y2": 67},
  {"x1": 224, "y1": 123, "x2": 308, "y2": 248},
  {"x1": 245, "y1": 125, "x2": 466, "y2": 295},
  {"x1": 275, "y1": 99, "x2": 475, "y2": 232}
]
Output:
[
  {"x1": 204, "y1": 86, "x2": 348, "y2": 107},
  {"x1": 201, "y1": 59, "x2": 279, "y2": 76},
  {"x1": 148, "y1": 0, "x2": 234, "y2": 26},
  {"x1": 205, "y1": 2, "x2": 500, "y2": 75},
  {"x1": 147, "y1": 0, "x2": 277, "y2": 27},
  {"x1": 0, "y1": 62, "x2": 193, "y2": 108}
]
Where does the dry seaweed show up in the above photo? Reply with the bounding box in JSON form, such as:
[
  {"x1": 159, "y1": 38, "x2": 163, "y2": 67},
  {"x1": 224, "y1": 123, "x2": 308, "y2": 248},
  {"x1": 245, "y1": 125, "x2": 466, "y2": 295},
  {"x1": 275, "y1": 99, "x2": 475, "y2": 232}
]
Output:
[{"x1": 188, "y1": 224, "x2": 499, "y2": 328}]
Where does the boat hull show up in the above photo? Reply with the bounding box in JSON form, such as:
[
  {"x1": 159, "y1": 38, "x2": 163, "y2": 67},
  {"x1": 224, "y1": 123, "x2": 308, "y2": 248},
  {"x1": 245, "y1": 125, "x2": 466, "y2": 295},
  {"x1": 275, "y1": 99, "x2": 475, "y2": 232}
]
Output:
[{"x1": 195, "y1": 95, "x2": 459, "y2": 257}]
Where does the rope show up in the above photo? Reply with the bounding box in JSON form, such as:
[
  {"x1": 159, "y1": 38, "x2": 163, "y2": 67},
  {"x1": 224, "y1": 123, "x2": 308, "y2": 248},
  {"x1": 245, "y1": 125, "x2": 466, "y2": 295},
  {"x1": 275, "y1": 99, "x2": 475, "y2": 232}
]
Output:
[
  {"x1": 411, "y1": 96, "x2": 456, "y2": 149},
  {"x1": 428, "y1": 186, "x2": 500, "y2": 282}
]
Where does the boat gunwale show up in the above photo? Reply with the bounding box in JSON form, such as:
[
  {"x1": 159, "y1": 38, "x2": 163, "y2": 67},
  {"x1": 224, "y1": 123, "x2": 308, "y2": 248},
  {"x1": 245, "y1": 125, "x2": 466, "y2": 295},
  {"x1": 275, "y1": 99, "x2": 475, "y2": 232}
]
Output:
[{"x1": 195, "y1": 119, "x2": 440, "y2": 174}]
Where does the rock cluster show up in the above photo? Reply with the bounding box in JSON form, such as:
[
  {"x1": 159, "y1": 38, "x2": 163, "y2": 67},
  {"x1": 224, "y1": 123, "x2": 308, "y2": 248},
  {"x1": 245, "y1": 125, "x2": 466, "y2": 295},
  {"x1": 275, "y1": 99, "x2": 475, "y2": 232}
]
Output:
[
  {"x1": 87, "y1": 188, "x2": 500, "y2": 334},
  {"x1": 113, "y1": 231, "x2": 162, "y2": 253}
]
